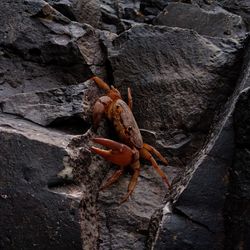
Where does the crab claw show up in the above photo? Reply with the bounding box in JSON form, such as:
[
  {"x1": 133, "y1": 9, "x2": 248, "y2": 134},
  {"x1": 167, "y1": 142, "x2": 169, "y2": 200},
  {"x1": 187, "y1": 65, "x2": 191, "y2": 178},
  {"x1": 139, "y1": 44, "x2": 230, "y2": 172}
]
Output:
[{"x1": 91, "y1": 138, "x2": 134, "y2": 167}]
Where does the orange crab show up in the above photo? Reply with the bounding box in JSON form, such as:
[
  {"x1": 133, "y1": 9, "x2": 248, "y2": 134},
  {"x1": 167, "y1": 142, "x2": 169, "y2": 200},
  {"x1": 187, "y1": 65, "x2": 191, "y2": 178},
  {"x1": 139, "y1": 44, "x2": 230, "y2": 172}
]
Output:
[{"x1": 90, "y1": 76, "x2": 171, "y2": 203}]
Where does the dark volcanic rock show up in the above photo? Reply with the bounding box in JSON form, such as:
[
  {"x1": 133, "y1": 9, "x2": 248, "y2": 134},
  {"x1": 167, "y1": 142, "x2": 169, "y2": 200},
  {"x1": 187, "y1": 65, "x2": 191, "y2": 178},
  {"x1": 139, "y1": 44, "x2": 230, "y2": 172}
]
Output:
[
  {"x1": 225, "y1": 88, "x2": 250, "y2": 250},
  {"x1": 0, "y1": 114, "x2": 82, "y2": 250},
  {"x1": 98, "y1": 164, "x2": 180, "y2": 250},
  {"x1": 70, "y1": 0, "x2": 101, "y2": 27},
  {"x1": 0, "y1": 0, "x2": 104, "y2": 97},
  {"x1": 106, "y1": 24, "x2": 244, "y2": 164},
  {"x1": 155, "y1": 3, "x2": 247, "y2": 40},
  {"x1": 151, "y1": 115, "x2": 234, "y2": 250},
  {"x1": 150, "y1": 35, "x2": 250, "y2": 250},
  {"x1": 1, "y1": 0, "x2": 250, "y2": 249},
  {"x1": 98, "y1": 0, "x2": 143, "y2": 33},
  {"x1": 0, "y1": 113, "x2": 109, "y2": 250},
  {"x1": 0, "y1": 80, "x2": 93, "y2": 127},
  {"x1": 219, "y1": 0, "x2": 250, "y2": 30},
  {"x1": 140, "y1": 0, "x2": 168, "y2": 16},
  {"x1": 47, "y1": 0, "x2": 102, "y2": 28}
]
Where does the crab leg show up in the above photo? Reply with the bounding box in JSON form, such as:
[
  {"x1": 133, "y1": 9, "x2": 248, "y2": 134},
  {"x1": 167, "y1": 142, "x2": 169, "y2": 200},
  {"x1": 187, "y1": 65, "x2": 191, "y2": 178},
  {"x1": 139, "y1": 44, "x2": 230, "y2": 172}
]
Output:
[
  {"x1": 143, "y1": 143, "x2": 168, "y2": 165},
  {"x1": 91, "y1": 76, "x2": 110, "y2": 91},
  {"x1": 140, "y1": 148, "x2": 171, "y2": 188},
  {"x1": 120, "y1": 162, "x2": 140, "y2": 203},
  {"x1": 127, "y1": 87, "x2": 133, "y2": 110},
  {"x1": 91, "y1": 138, "x2": 134, "y2": 167},
  {"x1": 92, "y1": 96, "x2": 112, "y2": 130},
  {"x1": 100, "y1": 169, "x2": 124, "y2": 191}
]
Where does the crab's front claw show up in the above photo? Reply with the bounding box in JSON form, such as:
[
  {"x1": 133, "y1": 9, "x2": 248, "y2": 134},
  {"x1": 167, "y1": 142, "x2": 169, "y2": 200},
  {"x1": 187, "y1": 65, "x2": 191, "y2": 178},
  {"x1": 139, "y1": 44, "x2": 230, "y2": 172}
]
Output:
[{"x1": 91, "y1": 138, "x2": 133, "y2": 167}]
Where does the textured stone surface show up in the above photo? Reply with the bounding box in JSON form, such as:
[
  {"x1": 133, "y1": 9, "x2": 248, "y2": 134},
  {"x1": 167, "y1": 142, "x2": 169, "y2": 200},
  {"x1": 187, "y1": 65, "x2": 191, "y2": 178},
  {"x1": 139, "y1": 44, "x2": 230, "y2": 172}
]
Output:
[
  {"x1": 224, "y1": 89, "x2": 250, "y2": 250},
  {"x1": 0, "y1": 81, "x2": 91, "y2": 127},
  {"x1": 98, "y1": 164, "x2": 180, "y2": 250},
  {"x1": 140, "y1": 0, "x2": 168, "y2": 16},
  {"x1": 219, "y1": 0, "x2": 250, "y2": 29},
  {"x1": 0, "y1": 114, "x2": 82, "y2": 250},
  {"x1": 108, "y1": 24, "x2": 243, "y2": 131},
  {"x1": 106, "y1": 24, "x2": 244, "y2": 166},
  {"x1": 1, "y1": 0, "x2": 250, "y2": 249},
  {"x1": 48, "y1": 0, "x2": 102, "y2": 28},
  {"x1": 150, "y1": 29, "x2": 250, "y2": 250},
  {"x1": 0, "y1": 0, "x2": 102, "y2": 97},
  {"x1": 155, "y1": 2, "x2": 247, "y2": 40},
  {"x1": 151, "y1": 116, "x2": 234, "y2": 250}
]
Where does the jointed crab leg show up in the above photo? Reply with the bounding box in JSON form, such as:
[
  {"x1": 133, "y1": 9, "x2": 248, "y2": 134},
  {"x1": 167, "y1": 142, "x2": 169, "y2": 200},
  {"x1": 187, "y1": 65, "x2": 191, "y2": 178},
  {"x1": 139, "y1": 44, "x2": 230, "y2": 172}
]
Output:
[
  {"x1": 127, "y1": 87, "x2": 133, "y2": 110},
  {"x1": 143, "y1": 143, "x2": 168, "y2": 165},
  {"x1": 100, "y1": 169, "x2": 124, "y2": 191},
  {"x1": 140, "y1": 148, "x2": 171, "y2": 188},
  {"x1": 91, "y1": 76, "x2": 110, "y2": 91},
  {"x1": 92, "y1": 96, "x2": 113, "y2": 130},
  {"x1": 120, "y1": 162, "x2": 141, "y2": 204}
]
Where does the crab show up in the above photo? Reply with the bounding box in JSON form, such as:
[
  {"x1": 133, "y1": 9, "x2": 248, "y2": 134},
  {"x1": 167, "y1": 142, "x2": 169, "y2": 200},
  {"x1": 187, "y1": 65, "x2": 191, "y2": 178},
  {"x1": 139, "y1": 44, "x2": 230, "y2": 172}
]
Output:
[{"x1": 90, "y1": 76, "x2": 171, "y2": 203}]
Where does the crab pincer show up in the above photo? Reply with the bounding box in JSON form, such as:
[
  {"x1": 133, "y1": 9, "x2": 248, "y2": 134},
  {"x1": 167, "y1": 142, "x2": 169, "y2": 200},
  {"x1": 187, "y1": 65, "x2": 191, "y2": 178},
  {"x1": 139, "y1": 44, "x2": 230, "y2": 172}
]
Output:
[{"x1": 90, "y1": 138, "x2": 135, "y2": 167}]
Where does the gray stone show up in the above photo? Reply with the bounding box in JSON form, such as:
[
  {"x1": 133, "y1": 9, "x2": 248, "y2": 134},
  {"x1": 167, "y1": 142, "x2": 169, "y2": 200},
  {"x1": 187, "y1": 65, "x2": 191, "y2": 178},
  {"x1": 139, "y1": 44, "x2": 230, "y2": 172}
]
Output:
[
  {"x1": 225, "y1": 88, "x2": 250, "y2": 250},
  {"x1": 98, "y1": 0, "x2": 143, "y2": 33},
  {"x1": 0, "y1": 113, "x2": 110, "y2": 250},
  {"x1": 2, "y1": 0, "x2": 250, "y2": 249},
  {"x1": 106, "y1": 24, "x2": 244, "y2": 164},
  {"x1": 155, "y1": 3, "x2": 247, "y2": 41},
  {"x1": 71, "y1": 0, "x2": 101, "y2": 27},
  {"x1": 0, "y1": 80, "x2": 95, "y2": 127},
  {"x1": 219, "y1": 0, "x2": 250, "y2": 30},
  {"x1": 47, "y1": 0, "x2": 102, "y2": 28},
  {"x1": 0, "y1": 0, "x2": 104, "y2": 97},
  {"x1": 151, "y1": 115, "x2": 234, "y2": 250},
  {"x1": 0, "y1": 114, "x2": 82, "y2": 250},
  {"x1": 150, "y1": 29, "x2": 250, "y2": 250},
  {"x1": 98, "y1": 164, "x2": 180, "y2": 250},
  {"x1": 140, "y1": 0, "x2": 169, "y2": 16}
]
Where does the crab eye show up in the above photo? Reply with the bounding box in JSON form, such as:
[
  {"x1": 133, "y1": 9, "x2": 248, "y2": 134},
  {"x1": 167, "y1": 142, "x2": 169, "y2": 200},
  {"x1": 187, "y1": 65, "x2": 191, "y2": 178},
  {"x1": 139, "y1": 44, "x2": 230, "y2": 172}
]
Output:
[{"x1": 128, "y1": 126, "x2": 132, "y2": 131}]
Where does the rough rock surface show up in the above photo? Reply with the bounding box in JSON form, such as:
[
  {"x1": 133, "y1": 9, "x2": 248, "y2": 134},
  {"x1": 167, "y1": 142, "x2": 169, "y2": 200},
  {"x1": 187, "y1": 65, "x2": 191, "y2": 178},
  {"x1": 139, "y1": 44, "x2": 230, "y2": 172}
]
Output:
[
  {"x1": 151, "y1": 116, "x2": 234, "y2": 250},
  {"x1": 155, "y1": 2, "x2": 247, "y2": 40},
  {"x1": 0, "y1": 82, "x2": 91, "y2": 127},
  {"x1": 106, "y1": 23, "x2": 245, "y2": 166},
  {"x1": 219, "y1": 0, "x2": 250, "y2": 29},
  {"x1": 0, "y1": 0, "x2": 103, "y2": 97},
  {"x1": 1, "y1": 0, "x2": 250, "y2": 250},
  {"x1": 150, "y1": 29, "x2": 250, "y2": 250},
  {"x1": 224, "y1": 88, "x2": 250, "y2": 250},
  {"x1": 0, "y1": 114, "x2": 81, "y2": 250}
]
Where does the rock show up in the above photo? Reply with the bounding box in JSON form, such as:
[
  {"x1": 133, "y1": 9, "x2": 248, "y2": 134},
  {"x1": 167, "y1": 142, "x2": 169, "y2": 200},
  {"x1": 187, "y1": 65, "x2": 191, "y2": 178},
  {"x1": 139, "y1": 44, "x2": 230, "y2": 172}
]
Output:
[
  {"x1": 1, "y1": 0, "x2": 250, "y2": 249},
  {"x1": 140, "y1": 0, "x2": 169, "y2": 16},
  {"x1": 0, "y1": 0, "x2": 104, "y2": 97},
  {"x1": 0, "y1": 112, "x2": 111, "y2": 250},
  {"x1": 219, "y1": 0, "x2": 250, "y2": 30},
  {"x1": 46, "y1": 0, "x2": 77, "y2": 21},
  {"x1": 98, "y1": 164, "x2": 181, "y2": 250},
  {"x1": 47, "y1": 0, "x2": 102, "y2": 28},
  {"x1": 70, "y1": 0, "x2": 101, "y2": 27},
  {"x1": 224, "y1": 89, "x2": 250, "y2": 249},
  {"x1": 155, "y1": 3, "x2": 247, "y2": 41},
  {"x1": 0, "y1": 114, "x2": 82, "y2": 250},
  {"x1": 98, "y1": 0, "x2": 143, "y2": 33},
  {"x1": 0, "y1": 80, "x2": 95, "y2": 128},
  {"x1": 106, "y1": 24, "x2": 244, "y2": 164},
  {"x1": 150, "y1": 35, "x2": 250, "y2": 250},
  {"x1": 150, "y1": 105, "x2": 234, "y2": 250}
]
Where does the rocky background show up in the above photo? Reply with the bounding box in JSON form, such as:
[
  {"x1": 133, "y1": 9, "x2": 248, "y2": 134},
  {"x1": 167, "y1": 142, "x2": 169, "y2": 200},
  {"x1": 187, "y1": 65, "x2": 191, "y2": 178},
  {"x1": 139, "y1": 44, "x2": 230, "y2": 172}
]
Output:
[{"x1": 0, "y1": 0, "x2": 250, "y2": 249}]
